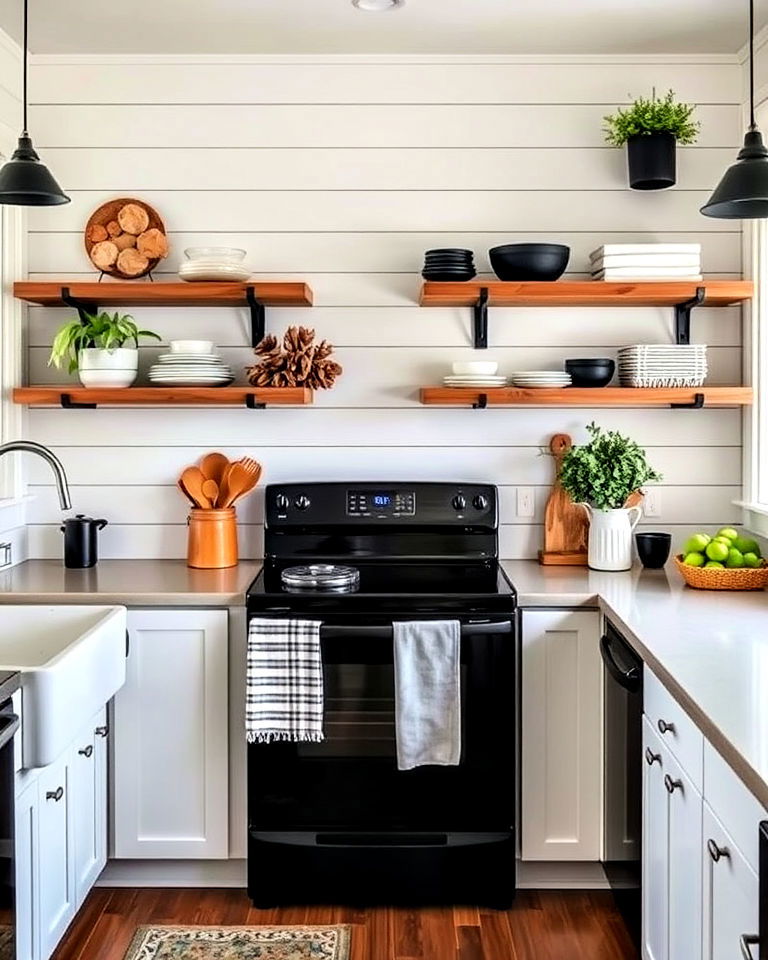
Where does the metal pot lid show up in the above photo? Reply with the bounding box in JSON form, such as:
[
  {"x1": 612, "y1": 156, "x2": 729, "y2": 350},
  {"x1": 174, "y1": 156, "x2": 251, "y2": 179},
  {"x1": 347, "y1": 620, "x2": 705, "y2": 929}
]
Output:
[{"x1": 280, "y1": 564, "x2": 360, "y2": 589}]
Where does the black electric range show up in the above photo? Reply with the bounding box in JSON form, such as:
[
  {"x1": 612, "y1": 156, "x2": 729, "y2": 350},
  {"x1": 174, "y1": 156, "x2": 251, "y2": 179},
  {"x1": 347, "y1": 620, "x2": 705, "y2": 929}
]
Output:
[{"x1": 246, "y1": 482, "x2": 517, "y2": 908}]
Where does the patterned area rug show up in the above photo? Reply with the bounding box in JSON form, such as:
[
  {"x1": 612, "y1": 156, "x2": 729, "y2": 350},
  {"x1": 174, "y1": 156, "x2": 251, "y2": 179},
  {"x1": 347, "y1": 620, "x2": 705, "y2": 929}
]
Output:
[{"x1": 123, "y1": 925, "x2": 351, "y2": 960}]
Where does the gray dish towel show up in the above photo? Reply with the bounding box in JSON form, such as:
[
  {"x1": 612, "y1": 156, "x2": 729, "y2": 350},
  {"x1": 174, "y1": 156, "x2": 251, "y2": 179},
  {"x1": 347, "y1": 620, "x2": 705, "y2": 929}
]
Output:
[
  {"x1": 393, "y1": 620, "x2": 461, "y2": 771},
  {"x1": 246, "y1": 618, "x2": 324, "y2": 744}
]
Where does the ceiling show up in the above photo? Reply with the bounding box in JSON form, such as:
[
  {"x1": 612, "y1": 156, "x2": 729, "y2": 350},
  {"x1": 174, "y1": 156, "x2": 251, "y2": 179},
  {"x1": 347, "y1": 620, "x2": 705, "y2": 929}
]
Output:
[{"x1": 0, "y1": 0, "x2": 765, "y2": 55}]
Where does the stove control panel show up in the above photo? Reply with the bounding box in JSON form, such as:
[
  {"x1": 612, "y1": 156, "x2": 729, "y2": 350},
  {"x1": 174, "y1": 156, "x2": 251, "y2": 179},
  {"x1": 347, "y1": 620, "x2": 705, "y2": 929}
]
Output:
[{"x1": 347, "y1": 489, "x2": 415, "y2": 517}]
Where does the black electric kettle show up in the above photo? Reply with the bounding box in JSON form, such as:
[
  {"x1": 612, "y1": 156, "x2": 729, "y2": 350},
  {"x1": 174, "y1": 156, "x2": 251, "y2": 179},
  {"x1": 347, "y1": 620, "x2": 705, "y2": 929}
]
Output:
[{"x1": 60, "y1": 515, "x2": 108, "y2": 568}]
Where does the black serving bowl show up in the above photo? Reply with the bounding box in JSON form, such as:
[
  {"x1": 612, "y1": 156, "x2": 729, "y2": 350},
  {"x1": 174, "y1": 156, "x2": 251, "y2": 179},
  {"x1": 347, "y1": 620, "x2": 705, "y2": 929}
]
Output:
[
  {"x1": 635, "y1": 532, "x2": 672, "y2": 569},
  {"x1": 564, "y1": 358, "x2": 615, "y2": 387},
  {"x1": 489, "y1": 243, "x2": 570, "y2": 281}
]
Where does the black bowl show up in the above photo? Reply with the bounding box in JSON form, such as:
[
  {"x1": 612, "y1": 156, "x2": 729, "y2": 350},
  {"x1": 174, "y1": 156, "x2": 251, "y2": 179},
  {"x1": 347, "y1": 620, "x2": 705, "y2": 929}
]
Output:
[
  {"x1": 564, "y1": 358, "x2": 616, "y2": 387},
  {"x1": 422, "y1": 271, "x2": 476, "y2": 281},
  {"x1": 635, "y1": 532, "x2": 672, "y2": 569},
  {"x1": 489, "y1": 243, "x2": 570, "y2": 281}
]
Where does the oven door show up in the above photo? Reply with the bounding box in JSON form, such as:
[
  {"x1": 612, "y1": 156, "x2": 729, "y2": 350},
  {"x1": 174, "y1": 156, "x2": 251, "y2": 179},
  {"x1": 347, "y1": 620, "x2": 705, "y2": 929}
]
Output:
[{"x1": 248, "y1": 615, "x2": 515, "y2": 833}]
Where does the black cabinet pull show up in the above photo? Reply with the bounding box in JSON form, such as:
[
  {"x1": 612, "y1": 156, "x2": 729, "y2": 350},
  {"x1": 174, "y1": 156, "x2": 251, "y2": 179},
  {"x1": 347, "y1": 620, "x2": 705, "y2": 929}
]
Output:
[
  {"x1": 664, "y1": 774, "x2": 682, "y2": 794},
  {"x1": 78, "y1": 745, "x2": 93, "y2": 758},
  {"x1": 707, "y1": 838, "x2": 729, "y2": 862},
  {"x1": 645, "y1": 747, "x2": 661, "y2": 766},
  {"x1": 45, "y1": 786, "x2": 64, "y2": 802},
  {"x1": 740, "y1": 934, "x2": 759, "y2": 959},
  {"x1": 657, "y1": 718, "x2": 676, "y2": 735},
  {"x1": 94, "y1": 725, "x2": 108, "y2": 738}
]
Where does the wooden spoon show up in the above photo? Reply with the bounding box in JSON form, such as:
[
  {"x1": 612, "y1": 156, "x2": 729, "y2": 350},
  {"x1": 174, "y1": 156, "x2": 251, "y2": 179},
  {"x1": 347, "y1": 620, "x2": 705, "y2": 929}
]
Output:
[
  {"x1": 179, "y1": 466, "x2": 213, "y2": 509},
  {"x1": 220, "y1": 462, "x2": 259, "y2": 508},
  {"x1": 177, "y1": 479, "x2": 197, "y2": 507},
  {"x1": 199, "y1": 452, "x2": 229, "y2": 487},
  {"x1": 202, "y1": 479, "x2": 219, "y2": 507}
]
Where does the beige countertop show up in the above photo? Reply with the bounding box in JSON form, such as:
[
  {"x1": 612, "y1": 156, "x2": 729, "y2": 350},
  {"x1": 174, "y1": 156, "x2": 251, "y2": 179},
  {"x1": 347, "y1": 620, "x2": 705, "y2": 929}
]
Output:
[
  {"x1": 504, "y1": 559, "x2": 768, "y2": 809},
  {"x1": 0, "y1": 559, "x2": 262, "y2": 606}
]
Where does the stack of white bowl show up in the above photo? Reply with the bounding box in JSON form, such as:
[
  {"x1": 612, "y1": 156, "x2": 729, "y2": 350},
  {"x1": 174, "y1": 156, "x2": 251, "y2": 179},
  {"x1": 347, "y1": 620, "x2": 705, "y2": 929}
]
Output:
[
  {"x1": 149, "y1": 340, "x2": 235, "y2": 387},
  {"x1": 179, "y1": 247, "x2": 252, "y2": 283},
  {"x1": 443, "y1": 362, "x2": 508, "y2": 388}
]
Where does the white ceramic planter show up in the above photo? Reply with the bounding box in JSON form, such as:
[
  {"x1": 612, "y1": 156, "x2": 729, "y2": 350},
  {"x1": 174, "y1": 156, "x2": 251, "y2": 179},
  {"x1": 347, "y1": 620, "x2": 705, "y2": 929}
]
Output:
[
  {"x1": 78, "y1": 347, "x2": 138, "y2": 388},
  {"x1": 582, "y1": 505, "x2": 643, "y2": 571}
]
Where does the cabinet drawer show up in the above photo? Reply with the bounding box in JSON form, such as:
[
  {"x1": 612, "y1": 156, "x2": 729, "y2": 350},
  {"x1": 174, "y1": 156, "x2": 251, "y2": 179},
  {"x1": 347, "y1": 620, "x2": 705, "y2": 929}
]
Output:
[
  {"x1": 644, "y1": 668, "x2": 703, "y2": 790},
  {"x1": 704, "y1": 740, "x2": 768, "y2": 875}
]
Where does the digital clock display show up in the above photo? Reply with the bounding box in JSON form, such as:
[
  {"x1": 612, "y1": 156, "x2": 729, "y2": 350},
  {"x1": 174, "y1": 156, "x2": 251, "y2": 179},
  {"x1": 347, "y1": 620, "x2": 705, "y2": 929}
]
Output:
[{"x1": 373, "y1": 494, "x2": 392, "y2": 507}]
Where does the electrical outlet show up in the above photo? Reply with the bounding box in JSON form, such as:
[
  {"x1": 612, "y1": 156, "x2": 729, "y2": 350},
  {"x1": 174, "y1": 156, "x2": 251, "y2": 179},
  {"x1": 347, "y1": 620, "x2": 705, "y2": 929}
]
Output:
[
  {"x1": 643, "y1": 489, "x2": 661, "y2": 518},
  {"x1": 517, "y1": 487, "x2": 535, "y2": 519}
]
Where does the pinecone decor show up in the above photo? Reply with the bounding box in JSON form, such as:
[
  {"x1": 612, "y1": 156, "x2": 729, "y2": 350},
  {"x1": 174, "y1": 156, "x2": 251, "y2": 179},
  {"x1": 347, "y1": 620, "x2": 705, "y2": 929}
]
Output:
[{"x1": 245, "y1": 326, "x2": 342, "y2": 390}]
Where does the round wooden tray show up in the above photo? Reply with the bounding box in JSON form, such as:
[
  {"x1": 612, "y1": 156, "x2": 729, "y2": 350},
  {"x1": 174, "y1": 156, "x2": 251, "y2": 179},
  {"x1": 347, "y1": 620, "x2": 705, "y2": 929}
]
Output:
[{"x1": 84, "y1": 197, "x2": 166, "y2": 279}]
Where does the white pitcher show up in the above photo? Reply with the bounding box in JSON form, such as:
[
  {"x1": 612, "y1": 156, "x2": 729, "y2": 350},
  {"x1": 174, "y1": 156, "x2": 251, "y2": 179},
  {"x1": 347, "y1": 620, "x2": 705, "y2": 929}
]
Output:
[{"x1": 582, "y1": 505, "x2": 643, "y2": 571}]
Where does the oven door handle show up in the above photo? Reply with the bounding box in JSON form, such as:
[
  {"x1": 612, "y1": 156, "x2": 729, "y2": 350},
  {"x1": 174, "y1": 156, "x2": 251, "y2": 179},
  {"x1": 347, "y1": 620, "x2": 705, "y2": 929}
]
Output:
[{"x1": 318, "y1": 620, "x2": 512, "y2": 640}]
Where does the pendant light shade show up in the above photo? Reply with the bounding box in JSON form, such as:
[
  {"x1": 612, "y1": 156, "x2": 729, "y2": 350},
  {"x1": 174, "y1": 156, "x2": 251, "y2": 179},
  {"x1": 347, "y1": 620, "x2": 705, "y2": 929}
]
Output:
[
  {"x1": 0, "y1": 0, "x2": 69, "y2": 206},
  {"x1": 701, "y1": 0, "x2": 768, "y2": 219}
]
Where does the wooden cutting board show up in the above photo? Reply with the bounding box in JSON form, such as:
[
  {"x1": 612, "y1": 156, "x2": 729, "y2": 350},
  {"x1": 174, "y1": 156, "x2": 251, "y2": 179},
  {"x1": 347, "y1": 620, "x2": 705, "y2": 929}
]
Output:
[{"x1": 538, "y1": 433, "x2": 588, "y2": 566}]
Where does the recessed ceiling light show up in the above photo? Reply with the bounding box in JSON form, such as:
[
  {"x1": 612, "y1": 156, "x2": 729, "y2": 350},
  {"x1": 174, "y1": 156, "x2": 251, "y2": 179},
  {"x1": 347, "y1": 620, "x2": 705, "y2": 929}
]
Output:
[{"x1": 352, "y1": 0, "x2": 404, "y2": 10}]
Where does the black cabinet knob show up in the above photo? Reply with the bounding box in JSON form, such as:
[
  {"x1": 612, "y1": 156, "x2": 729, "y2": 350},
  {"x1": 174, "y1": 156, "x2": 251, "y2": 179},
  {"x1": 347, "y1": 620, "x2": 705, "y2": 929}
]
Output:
[
  {"x1": 451, "y1": 495, "x2": 466, "y2": 511},
  {"x1": 473, "y1": 494, "x2": 489, "y2": 511},
  {"x1": 707, "y1": 838, "x2": 729, "y2": 862},
  {"x1": 657, "y1": 718, "x2": 675, "y2": 735},
  {"x1": 275, "y1": 494, "x2": 290, "y2": 511},
  {"x1": 294, "y1": 495, "x2": 311, "y2": 511}
]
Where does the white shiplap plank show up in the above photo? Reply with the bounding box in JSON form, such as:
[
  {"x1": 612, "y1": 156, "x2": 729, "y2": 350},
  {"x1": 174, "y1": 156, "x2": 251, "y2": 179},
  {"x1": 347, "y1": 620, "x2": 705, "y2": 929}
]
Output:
[
  {"x1": 28, "y1": 103, "x2": 741, "y2": 150},
  {"x1": 26, "y1": 231, "x2": 742, "y2": 274},
  {"x1": 29, "y1": 62, "x2": 742, "y2": 105}
]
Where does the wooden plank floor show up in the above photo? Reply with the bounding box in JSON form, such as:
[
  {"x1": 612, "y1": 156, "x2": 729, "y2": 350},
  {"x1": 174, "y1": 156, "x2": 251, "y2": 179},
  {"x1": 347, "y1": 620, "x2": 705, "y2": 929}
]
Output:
[{"x1": 52, "y1": 888, "x2": 639, "y2": 960}]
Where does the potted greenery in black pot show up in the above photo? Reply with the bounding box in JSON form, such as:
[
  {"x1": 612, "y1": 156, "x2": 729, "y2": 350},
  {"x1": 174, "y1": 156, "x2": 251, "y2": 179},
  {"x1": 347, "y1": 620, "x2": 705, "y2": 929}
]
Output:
[{"x1": 604, "y1": 89, "x2": 699, "y2": 190}]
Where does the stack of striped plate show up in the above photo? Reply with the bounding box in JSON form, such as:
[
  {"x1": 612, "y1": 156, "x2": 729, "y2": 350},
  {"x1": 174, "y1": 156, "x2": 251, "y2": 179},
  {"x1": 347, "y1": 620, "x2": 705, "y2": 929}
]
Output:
[
  {"x1": 617, "y1": 345, "x2": 708, "y2": 388},
  {"x1": 149, "y1": 352, "x2": 235, "y2": 387}
]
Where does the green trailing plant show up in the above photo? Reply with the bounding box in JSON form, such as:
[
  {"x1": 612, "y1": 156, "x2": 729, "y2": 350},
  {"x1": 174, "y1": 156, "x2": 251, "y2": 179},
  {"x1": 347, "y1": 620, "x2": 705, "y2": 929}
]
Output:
[
  {"x1": 559, "y1": 422, "x2": 663, "y2": 511},
  {"x1": 48, "y1": 311, "x2": 161, "y2": 374},
  {"x1": 603, "y1": 89, "x2": 699, "y2": 147}
]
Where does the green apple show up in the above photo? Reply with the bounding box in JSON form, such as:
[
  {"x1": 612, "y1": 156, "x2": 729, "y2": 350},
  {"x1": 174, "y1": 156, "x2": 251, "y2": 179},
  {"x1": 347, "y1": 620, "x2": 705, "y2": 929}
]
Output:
[
  {"x1": 683, "y1": 552, "x2": 706, "y2": 567},
  {"x1": 743, "y1": 552, "x2": 762, "y2": 568},
  {"x1": 716, "y1": 527, "x2": 739, "y2": 541},
  {"x1": 683, "y1": 533, "x2": 711, "y2": 554},
  {"x1": 705, "y1": 540, "x2": 730, "y2": 563},
  {"x1": 713, "y1": 537, "x2": 732, "y2": 546},
  {"x1": 734, "y1": 536, "x2": 762, "y2": 558},
  {"x1": 726, "y1": 548, "x2": 744, "y2": 568},
  {"x1": 704, "y1": 561, "x2": 725, "y2": 569}
]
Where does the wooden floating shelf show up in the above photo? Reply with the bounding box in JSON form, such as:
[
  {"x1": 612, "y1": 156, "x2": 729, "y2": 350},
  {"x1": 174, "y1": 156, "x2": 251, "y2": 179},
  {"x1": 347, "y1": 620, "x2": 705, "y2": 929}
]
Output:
[
  {"x1": 419, "y1": 386, "x2": 754, "y2": 408},
  {"x1": 14, "y1": 281, "x2": 313, "y2": 308},
  {"x1": 13, "y1": 386, "x2": 313, "y2": 408},
  {"x1": 419, "y1": 280, "x2": 753, "y2": 308}
]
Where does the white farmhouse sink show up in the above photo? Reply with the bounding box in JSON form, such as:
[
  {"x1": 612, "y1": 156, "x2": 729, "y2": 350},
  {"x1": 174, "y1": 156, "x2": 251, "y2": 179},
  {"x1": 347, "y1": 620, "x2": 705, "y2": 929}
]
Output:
[{"x1": 1, "y1": 605, "x2": 127, "y2": 768}]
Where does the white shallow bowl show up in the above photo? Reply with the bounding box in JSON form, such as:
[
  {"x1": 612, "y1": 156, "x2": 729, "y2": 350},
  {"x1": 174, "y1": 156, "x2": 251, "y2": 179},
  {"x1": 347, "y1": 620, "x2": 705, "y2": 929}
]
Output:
[
  {"x1": 451, "y1": 361, "x2": 499, "y2": 375},
  {"x1": 169, "y1": 340, "x2": 215, "y2": 355}
]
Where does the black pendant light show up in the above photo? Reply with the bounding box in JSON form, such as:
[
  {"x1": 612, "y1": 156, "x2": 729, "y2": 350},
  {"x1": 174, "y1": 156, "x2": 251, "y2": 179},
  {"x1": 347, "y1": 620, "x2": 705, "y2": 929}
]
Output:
[
  {"x1": 0, "y1": 0, "x2": 69, "y2": 205},
  {"x1": 701, "y1": 0, "x2": 768, "y2": 218}
]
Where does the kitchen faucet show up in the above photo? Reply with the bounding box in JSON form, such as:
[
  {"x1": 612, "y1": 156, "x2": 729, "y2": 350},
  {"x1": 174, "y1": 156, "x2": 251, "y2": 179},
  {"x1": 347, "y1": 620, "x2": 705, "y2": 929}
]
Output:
[{"x1": 0, "y1": 440, "x2": 72, "y2": 510}]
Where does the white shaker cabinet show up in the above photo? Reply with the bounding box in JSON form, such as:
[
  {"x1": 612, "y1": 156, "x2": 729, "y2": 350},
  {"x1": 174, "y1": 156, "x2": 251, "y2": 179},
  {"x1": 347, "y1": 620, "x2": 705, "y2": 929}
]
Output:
[
  {"x1": 642, "y1": 719, "x2": 668, "y2": 960},
  {"x1": 521, "y1": 609, "x2": 602, "y2": 861},
  {"x1": 112, "y1": 609, "x2": 229, "y2": 859},
  {"x1": 15, "y1": 778, "x2": 38, "y2": 960},
  {"x1": 36, "y1": 753, "x2": 76, "y2": 960},
  {"x1": 71, "y1": 707, "x2": 108, "y2": 906}
]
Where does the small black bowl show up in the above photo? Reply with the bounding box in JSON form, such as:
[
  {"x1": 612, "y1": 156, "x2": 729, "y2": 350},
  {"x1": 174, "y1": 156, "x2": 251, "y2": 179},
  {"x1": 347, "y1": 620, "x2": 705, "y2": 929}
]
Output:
[
  {"x1": 635, "y1": 532, "x2": 672, "y2": 569},
  {"x1": 564, "y1": 358, "x2": 616, "y2": 387},
  {"x1": 489, "y1": 243, "x2": 570, "y2": 282}
]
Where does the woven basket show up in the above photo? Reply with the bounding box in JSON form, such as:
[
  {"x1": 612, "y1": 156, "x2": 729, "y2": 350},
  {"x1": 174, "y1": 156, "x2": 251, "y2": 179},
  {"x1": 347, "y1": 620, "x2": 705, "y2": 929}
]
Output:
[{"x1": 674, "y1": 554, "x2": 768, "y2": 590}]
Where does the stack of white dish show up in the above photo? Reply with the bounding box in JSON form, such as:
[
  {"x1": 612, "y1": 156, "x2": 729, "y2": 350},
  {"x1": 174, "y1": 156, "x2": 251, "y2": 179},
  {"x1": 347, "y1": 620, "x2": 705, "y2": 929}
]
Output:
[
  {"x1": 511, "y1": 371, "x2": 572, "y2": 388},
  {"x1": 590, "y1": 243, "x2": 702, "y2": 281},
  {"x1": 179, "y1": 247, "x2": 252, "y2": 283},
  {"x1": 617, "y1": 344, "x2": 708, "y2": 387},
  {"x1": 149, "y1": 339, "x2": 235, "y2": 387},
  {"x1": 443, "y1": 361, "x2": 508, "y2": 388}
]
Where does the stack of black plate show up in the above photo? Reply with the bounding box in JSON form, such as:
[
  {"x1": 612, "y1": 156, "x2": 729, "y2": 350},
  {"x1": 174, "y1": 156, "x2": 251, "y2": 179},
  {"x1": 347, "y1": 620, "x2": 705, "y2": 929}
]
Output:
[{"x1": 422, "y1": 248, "x2": 476, "y2": 281}]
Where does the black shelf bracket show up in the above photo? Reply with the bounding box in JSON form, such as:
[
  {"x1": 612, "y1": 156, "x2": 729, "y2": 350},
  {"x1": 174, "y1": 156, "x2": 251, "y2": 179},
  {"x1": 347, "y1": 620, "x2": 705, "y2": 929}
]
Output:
[
  {"x1": 674, "y1": 286, "x2": 706, "y2": 345},
  {"x1": 246, "y1": 286, "x2": 266, "y2": 347},
  {"x1": 245, "y1": 394, "x2": 266, "y2": 410},
  {"x1": 473, "y1": 287, "x2": 489, "y2": 349},
  {"x1": 473, "y1": 393, "x2": 489, "y2": 409},
  {"x1": 670, "y1": 392, "x2": 705, "y2": 410},
  {"x1": 61, "y1": 287, "x2": 98, "y2": 326},
  {"x1": 60, "y1": 393, "x2": 97, "y2": 409}
]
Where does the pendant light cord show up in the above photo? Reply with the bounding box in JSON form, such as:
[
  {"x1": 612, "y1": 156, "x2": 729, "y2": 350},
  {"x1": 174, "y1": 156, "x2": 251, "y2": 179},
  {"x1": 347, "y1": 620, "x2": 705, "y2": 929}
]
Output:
[
  {"x1": 21, "y1": 0, "x2": 27, "y2": 134},
  {"x1": 750, "y1": 0, "x2": 756, "y2": 130}
]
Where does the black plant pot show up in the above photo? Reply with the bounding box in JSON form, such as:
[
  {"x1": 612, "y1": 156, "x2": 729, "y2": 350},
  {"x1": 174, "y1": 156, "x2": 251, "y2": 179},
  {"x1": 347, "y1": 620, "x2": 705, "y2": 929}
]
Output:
[{"x1": 627, "y1": 132, "x2": 677, "y2": 190}]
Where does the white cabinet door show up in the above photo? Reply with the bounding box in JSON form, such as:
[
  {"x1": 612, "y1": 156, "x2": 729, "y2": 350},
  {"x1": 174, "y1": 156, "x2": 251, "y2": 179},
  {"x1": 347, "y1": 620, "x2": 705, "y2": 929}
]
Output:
[
  {"x1": 702, "y1": 804, "x2": 760, "y2": 960},
  {"x1": 521, "y1": 609, "x2": 602, "y2": 861},
  {"x1": 642, "y1": 718, "x2": 669, "y2": 960},
  {"x1": 665, "y1": 743, "x2": 703, "y2": 960},
  {"x1": 15, "y1": 778, "x2": 38, "y2": 960},
  {"x1": 71, "y1": 708, "x2": 107, "y2": 906},
  {"x1": 113, "y1": 609, "x2": 229, "y2": 859},
  {"x1": 37, "y1": 755, "x2": 75, "y2": 960}
]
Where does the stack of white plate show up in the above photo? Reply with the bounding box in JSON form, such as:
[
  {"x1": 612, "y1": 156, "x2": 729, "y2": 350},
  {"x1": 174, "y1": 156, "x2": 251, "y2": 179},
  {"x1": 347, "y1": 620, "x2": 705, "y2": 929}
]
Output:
[
  {"x1": 179, "y1": 247, "x2": 252, "y2": 283},
  {"x1": 443, "y1": 360, "x2": 508, "y2": 388},
  {"x1": 617, "y1": 344, "x2": 708, "y2": 388},
  {"x1": 149, "y1": 352, "x2": 235, "y2": 387},
  {"x1": 511, "y1": 371, "x2": 572, "y2": 388}
]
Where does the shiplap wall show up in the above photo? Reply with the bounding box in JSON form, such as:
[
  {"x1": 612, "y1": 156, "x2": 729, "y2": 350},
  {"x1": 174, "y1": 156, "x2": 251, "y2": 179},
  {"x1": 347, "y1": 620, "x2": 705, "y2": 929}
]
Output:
[{"x1": 21, "y1": 55, "x2": 744, "y2": 559}]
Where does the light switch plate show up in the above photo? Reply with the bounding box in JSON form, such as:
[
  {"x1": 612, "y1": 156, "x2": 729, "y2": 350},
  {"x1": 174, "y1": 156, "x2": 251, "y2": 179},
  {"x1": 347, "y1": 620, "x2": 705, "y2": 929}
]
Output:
[
  {"x1": 643, "y1": 489, "x2": 661, "y2": 518},
  {"x1": 517, "y1": 487, "x2": 535, "y2": 519}
]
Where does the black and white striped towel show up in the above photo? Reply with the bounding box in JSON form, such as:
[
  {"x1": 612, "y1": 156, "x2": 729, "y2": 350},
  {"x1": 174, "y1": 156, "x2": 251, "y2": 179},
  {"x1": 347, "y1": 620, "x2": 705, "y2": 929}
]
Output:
[{"x1": 246, "y1": 618, "x2": 325, "y2": 744}]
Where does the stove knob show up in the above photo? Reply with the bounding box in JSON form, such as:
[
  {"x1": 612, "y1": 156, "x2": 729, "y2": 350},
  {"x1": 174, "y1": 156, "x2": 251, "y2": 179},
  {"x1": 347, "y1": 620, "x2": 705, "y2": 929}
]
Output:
[
  {"x1": 451, "y1": 494, "x2": 466, "y2": 511},
  {"x1": 294, "y1": 495, "x2": 311, "y2": 511},
  {"x1": 473, "y1": 494, "x2": 489, "y2": 511},
  {"x1": 275, "y1": 494, "x2": 290, "y2": 511}
]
